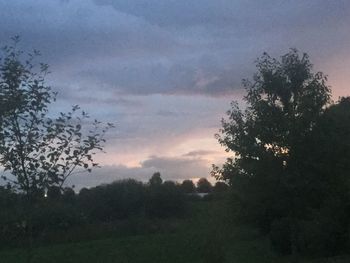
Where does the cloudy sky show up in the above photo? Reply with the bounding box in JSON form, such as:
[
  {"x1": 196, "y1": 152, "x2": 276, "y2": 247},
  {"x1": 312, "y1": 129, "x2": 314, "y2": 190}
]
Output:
[{"x1": 1, "y1": 0, "x2": 349, "y2": 189}]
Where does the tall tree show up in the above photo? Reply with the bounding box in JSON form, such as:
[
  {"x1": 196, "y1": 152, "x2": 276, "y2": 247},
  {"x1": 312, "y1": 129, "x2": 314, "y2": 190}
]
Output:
[
  {"x1": 0, "y1": 37, "x2": 113, "y2": 262},
  {"x1": 213, "y1": 49, "x2": 331, "y2": 256}
]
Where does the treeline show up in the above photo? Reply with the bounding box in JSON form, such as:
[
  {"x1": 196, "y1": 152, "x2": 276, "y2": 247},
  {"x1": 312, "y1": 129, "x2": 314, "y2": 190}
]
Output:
[
  {"x1": 0, "y1": 174, "x2": 227, "y2": 248},
  {"x1": 215, "y1": 50, "x2": 350, "y2": 258}
]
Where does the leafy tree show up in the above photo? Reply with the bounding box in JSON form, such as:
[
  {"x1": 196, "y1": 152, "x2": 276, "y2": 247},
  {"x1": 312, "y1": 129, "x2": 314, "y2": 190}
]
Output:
[
  {"x1": 81, "y1": 179, "x2": 146, "y2": 222},
  {"x1": 0, "y1": 37, "x2": 113, "y2": 199},
  {"x1": 0, "y1": 38, "x2": 113, "y2": 262},
  {"x1": 180, "y1": 179, "x2": 195, "y2": 194},
  {"x1": 213, "y1": 49, "x2": 331, "y2": 255},
  {"x1": 163, "y1": 180, "x2": 177, "y2": 187},
  {"x1": 148, "y1": 172, "x2": 162, "y2": 187},
  {"x1": 196, "y1": 178, "x2": 212, "y2": 193},
  {"x1": 146, "y1": 179, "x2": 185, "y2": 218},
  {"x1": 292, "y1": 97, "x2": 350, "y2": 255}
]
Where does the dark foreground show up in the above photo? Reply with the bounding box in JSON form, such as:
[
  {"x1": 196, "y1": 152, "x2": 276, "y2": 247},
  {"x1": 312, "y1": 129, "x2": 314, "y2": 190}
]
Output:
[{"x1": 0, "y1": 200, "x2": 349, "y2": 263}]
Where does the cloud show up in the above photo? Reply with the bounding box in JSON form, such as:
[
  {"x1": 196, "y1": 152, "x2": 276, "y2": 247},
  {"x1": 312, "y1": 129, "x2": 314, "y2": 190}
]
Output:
[
  {"x1": 183, "y1": 150, "x2": 219, "y2": 157},
  {"x1": 1, "y1": 0, "x2": 350, "y2": 188},
  {"x1": 2, "y1": 0, "x2": 350, "y2": 98},
  {"x1": 67, "y1": 154, "x2": 211, "y2": 190},
  {"x1": 141, "y1": 155, "x2": 209, "y2": 178}
]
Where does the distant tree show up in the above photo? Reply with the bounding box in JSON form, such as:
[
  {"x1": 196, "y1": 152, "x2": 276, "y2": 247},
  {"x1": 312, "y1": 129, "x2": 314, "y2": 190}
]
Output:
[
  {"x1": 62, "y1": 187, "x2": 75, "y2": 203},
  {"x1": 180, "y1": 179, "x2": 195, "y2": 194},
  {"x1": 77, "y1": 179, "x2": 146, "y2": 222},
  {"x1": 213, "y1": 49, "x2": 332, "y2": 256},
  {"x1": 196, "y1": 178, "x2": 212, "y2": 193},
  {"x1": 78, "y1": 187, "x2": 90, "y2": 197},
  {"x1": 149, "y1": 172, "x2": 162, "y2": 186},
  {"x1": 46, "y1": 186, "x2": 61, "y2": 200},
  {"x1": 146, "y1": 179, "x2": 185, "y2": 218},
  {"x1": 213, "y1": 182, "x2": 229, "y2": 193},
  {"x1": 163, "y1": 180, "x2": 176, "y2": 187}
]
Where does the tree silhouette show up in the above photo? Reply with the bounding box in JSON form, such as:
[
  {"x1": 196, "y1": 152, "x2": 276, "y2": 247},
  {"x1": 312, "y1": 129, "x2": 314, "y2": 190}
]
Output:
[
  {"x1": 213, "y1": 182, "x2": 228, "y2": 193},
  {"x1": 213, "y1": 49, "x2": 332, "y2": 256},
  {"x1": 0, "y1": 37, "x2": 113, "y2": 198},
  {"x1": 292, "y1": 96, "x2": 350, "y2": 255},
  {"x1": 149, "y1": 172, "x2": 162, "y2": 186},
  {"x1": 196, "y1": 178, "x2": 212, "y2": 193},
  {"x1": 0, "y1": 37, "x2": 113, "y2": 262},
  {"x1": 180, "y1": 179, "x2": 195, "y2": 194}
]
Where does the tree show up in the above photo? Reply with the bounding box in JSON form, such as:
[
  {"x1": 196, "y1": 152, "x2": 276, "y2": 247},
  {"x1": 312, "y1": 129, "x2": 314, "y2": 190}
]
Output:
[
  {"x1": 213, "y1": 49, "x2": 331, "y2": 256},
  {"x1": 180, "y1": 179, "x2": 195, "y2": 194},
  {"x1": 196, "y1": 178, "x2": 212, "y2": 193},
  {"x1": 292, "y1": 97, "x2": 350, "y2": 255},
  {"x1": 46, "y1": 186, "x2": 61, "y2": 200},
  {"x1": 81, "y1": 179, "x2": 146, "y2": 222},
  {"x1": 62, "y1": 187, "x2": 75, "y2": 203},
  {"x1": 213, "y1": 182, "x2": 228, "y2": 193},
  {"x1": 0, "y1": 38, "x2": 113, "y2": 262},
  {"x1": 0, "y1": 37, "x2": 113, "y2": 199},
  {"x1": 146, "y1": 179, "x2": 185, "y2": 218},
  {"x1": 148, "y1": 172, "x2": 162, "y2": 186}
]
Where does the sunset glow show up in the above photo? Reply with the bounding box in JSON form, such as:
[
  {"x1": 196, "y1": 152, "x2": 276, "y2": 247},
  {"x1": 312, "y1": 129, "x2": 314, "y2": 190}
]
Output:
[{"x1": 1, "y1": 0, "x2": 349, "y2": 188}]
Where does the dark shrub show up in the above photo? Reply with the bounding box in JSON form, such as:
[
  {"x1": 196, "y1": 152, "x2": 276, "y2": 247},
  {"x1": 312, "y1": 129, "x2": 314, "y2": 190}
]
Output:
[
  {"x1": 78, "y1": 180, "x2": 146, "y2": 222},
  {"x1": 180, "y1": 180, "x2": 195, "y2": 194},
  {"x1": 146, "y1": 181, "x2": 185, "y2": 218},
  {"x1": 269, "y1": 218, "x2": 291, "y2": 255}
]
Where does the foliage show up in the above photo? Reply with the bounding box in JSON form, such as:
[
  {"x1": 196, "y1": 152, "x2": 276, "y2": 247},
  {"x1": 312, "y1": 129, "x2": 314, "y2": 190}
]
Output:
[
  {"x1": 213, "y1": 182, "x2": 229, "y2": 193},
  {"x1": 148, "y1": 172, "x2": 162, "y2": 187},
  {"x1": 180, "y1": 179, "x2": 195, "y2": 194},
  {"x1": 146, "y1": 179, "x2": 185, "y2": 218},
  {"x1": 214, "y1": 49, "x2": 331, "y2": 182},
  {"x1": 292, "y1": 97, "x2": 350, "y2": 256},
  {"x1": 213, "y1": 49, "x2": 350, "y2": 255},
  {"x1": 78, "y1": 179, "x2": 146, "y2": 222},
  {"x1": 0, "y1": 175, "x2": 191, "y2": 248},
  {"x1": 196, "y1": 178, "x2": 212, "y2": 193},
  {"x1": 269, "y1": 218, "x2": 291, "y2": 255},
  {"x1": 3, "y1": 199, "x2": 348, "y2": 263},
  {"x1": 0, "y1": 37, "x2": 113, "y2": 198}
]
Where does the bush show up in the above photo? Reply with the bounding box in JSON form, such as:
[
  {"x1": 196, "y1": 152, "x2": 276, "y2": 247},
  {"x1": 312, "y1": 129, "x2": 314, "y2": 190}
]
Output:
[
  {"x1": 297, "y1": 203, "x2": 349, "y2": 256},
  {"x1": 146, "y1": 181, "x2": 186, "y2": 218},
  {"x1": 78, "y1": 180, "x2": 146, "y2": 222},
  {"x1": 269, "y1": 218, "x2": 291, "y2": 255}
]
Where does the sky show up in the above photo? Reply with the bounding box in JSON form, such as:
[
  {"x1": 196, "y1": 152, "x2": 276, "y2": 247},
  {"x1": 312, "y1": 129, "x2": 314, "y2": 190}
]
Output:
[{"x1": 0, "y1": 0, "x2": 349, "y2": 189}]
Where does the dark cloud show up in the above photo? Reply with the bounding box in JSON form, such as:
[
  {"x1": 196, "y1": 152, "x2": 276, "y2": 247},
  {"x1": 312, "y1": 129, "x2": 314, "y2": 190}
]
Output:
[
  {"x1": 183, "y1": 150, "x2": 219, "y2": 157},
  {"x1": 2, "y1": 0, "x2": 349, "y2": 97}
]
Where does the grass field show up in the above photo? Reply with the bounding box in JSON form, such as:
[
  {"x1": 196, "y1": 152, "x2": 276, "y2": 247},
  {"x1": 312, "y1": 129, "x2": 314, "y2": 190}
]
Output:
[
  {"x1": 0, "y1": 228, "x2": 279, "y2": 263},
  {"x1": 1, "y1": 227, "x2": 349, "y2": 263},
  {"x1": 0, "y1": 200, "x2": 349, "y2": 263}
]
